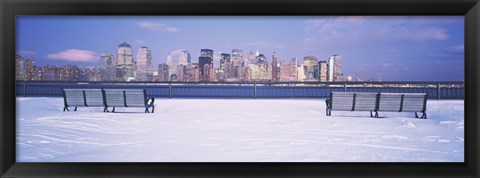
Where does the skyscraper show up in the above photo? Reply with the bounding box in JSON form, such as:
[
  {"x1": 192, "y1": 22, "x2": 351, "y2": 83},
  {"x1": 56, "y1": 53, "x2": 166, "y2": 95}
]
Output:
[
  {"x1": 332, "y1": 54, "x2": 343, "y2": 81},
  {"x1": 178, "y1": 51, "x2": 191, "y2": 65},
  {"x1": 157, "y1": 63, "x2": 169, "y2": 81},
  {"x1": 271, "y1": 52, "x2": 278, "y2": 81},
  {"x1": 16, "y1": 55, "x2": 25, "y2": 80},
  {"x1": 26, "y1": 58, "x2": 35, "y2": 81},
  {"x1": 136, "y1": 47, "x2": 154, "y2": 81},
  {"x1": 167, "y1": 52, "x2": 177, "y2": 80},
  {"x1": 199, "y1": 49, "x2": 213, "y2": 76},
  {"x1": 303, "y1": 55, "x2": 318, "y2": 80},
  {"x1": 318, "y1": 61, "x2": 328, "y2": 82},
  {"x1": 327, "y1": 54, "x2": 343, "y2": 81},
  {"x1": 116, "y1": 42, "x2": 135, "y2": 81},
  {"x1": 99, "y1": 53, "x2": 116, "y2": 81},
  {"x1": 220, "y1": 53, "x2": 230, "y2": 72},
  {"x1": 232, "y1": 49, "x2": 243, "y2": 78}
]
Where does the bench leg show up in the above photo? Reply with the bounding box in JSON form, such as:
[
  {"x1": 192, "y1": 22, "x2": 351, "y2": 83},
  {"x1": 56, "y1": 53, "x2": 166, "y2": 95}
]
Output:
[
  {"x1": 421, "y1": 112, "x2": 427, "y2": 119},
  {"x1": 326, "y1": 109, "x2": 331, "y2": 116},
  {"x1": 145, "y1": 107, "x2": 149, "y2": 113},
  {"x1": 104, "y1": 107, "x2": 109, "y2": 112},
  {"x1": 374, "y1": 111, "x2": 379, "y2": 118},
  {"x1": 415, "y1": 112, "x2": 419, "y2": 118},
  {"x1": 74, "y1": 106, "x2": 77, "y2": 111},
  {"x1": 112, "y1": 107, "x2": 115, "y2": 112},
  {"x1": 63, "y1": 107, "x2": 69, "y2": 112},
  {"x1": 370, "y1": 111, "x2": 373, "y2": 117},
  {"x1": 151, "y1": 106, "x2": 154, "y2": 113}
]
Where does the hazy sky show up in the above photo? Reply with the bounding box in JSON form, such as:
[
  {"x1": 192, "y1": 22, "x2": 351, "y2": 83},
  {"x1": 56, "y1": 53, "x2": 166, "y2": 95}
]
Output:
[{"x1": 16, "y1": 16, "x2": 464, "y2": 81}]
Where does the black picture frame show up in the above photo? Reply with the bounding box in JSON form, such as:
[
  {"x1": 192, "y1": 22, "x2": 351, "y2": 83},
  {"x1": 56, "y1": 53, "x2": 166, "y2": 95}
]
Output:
[{"x1": 1, "y1": 0, "x2": 479, "y2": 177}]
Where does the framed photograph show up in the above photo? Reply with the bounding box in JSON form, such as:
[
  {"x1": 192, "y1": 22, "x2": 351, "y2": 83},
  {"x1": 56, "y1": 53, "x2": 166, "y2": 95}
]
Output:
[{"x1": 1, "y1": 0, "x2": 479, "y2": 177}]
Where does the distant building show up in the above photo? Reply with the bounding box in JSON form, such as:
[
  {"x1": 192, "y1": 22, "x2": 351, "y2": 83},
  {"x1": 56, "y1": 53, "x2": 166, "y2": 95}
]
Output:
[
  {"x1": 41, "y1": 65, "x2": 57, "y2": 81},
  {"x1": 243, "y1": 66, "x2": 252, "y2": 81},
  {"x1": 157, "y1": 63, "x2": 169, "y2": 81},
  {"x1": 225, "y1": 60, "x2": 234, "y2": 79},
  {"x1": 136, "y1": 47, "x2": 154, "y2": 81},
  {"x1": 271, "y1": 52, "x2": 278, "y2": 81},
  {"x1": 220, "y1": 53, "x2": 230, "y2": 75},
  {"x1": 178, "y1": 51, "x2": 191, "y2": 65},
  {"x1": 280, "y1": 60, "x2": 297, "y2": 81},
  {"x1": 166, "y1": 52, "x2": 177, "y2": 80},
  {"x1": 99, "y1": 53, "x2": 116, "y2": 81},
  {"x1": 327, "y1": 54, "x2": 343, "y2": 81},
  {"x1": 231, "y1": 49, "x2": 243, "y2": 77},
  {"x1": 116, "y1": 42, "x2": 135, "y2": 81},
  {"x1": 297, "y1": 64, "x2": 305, "y2": 81},
  {"x1": 16, "y1": 55, "x2": 25, "y2": 80},
  {"x1": 318, "y1": 61, "x2": 328, "y2": 82},
  {"x1": 199, "y1": 49, "x2": 213, "y2": 76},
  {"x1": 303, "y1": 55, "x2": 318, "y2": 80},
  {"x1": 26, "y1": 58, "x2": 35, "y2": 81}
]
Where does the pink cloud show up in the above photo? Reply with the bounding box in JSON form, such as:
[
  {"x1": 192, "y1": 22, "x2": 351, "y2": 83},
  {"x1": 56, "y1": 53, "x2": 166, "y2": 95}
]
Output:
[
  {"x1": 138, "y1": 21, "x2": 179, "y2": 32},
  {"x1": 47, "y1": 49, "x2": 99, "y2": 62},
  {"x1": 416, "y1": 27, "x2": 449, "y2": 41}
]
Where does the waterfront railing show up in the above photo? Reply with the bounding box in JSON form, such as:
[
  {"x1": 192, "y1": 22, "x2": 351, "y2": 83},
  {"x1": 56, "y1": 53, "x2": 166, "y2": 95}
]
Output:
[{"x1": 16, "y1": 81, "x2": 465, "y2": 99}]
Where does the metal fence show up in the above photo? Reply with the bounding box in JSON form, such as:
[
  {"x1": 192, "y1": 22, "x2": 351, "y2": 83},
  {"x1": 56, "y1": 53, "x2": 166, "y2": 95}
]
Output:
[{"x1": 15, "y1": 81, "x2": 465, "y2": 99}]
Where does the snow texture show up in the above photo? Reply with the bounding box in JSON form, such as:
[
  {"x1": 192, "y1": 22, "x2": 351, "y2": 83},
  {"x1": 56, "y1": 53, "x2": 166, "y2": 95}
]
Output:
[{"x1": 16, "y1": 97, "x2": 464, "y2": 162}]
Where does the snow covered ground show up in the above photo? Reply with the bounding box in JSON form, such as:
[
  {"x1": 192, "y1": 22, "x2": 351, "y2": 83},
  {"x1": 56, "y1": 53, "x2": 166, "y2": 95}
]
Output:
[{"x1": 16, "y1": 97, "x2": 464, "y2": 162}]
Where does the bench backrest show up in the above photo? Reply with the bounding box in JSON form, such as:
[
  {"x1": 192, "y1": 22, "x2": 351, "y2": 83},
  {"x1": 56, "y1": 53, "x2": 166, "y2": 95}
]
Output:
[
  {"x1": 62, "y1": 88, "x2": 104, "y2": 107},
  {"x1": 103, "y1": 89, "x2": 147, "y2": 107},
  {"x1": 62, "y1": 89, "x2": 85, "y2": 107},
  {"x1": 330, "y1": 92, "x2": 378, "y2": 111},
  {"x1": 378, "y1": 93, "x2": 427, "y2": 112},
  {"x1": 84, "y1": 89, "x2": 104, "y2": 107}
]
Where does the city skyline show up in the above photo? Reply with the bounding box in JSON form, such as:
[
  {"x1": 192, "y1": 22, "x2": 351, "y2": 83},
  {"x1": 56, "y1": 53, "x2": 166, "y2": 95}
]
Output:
[{"x1": 16, "y1": 16, "x2": 464, "y2": 81}]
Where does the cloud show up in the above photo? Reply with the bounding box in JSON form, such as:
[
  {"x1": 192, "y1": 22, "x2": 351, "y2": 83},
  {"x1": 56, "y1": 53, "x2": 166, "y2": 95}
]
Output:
[
  {"x1": 135, "y1": 39, "x2": 146, "y2": 45},
  {"x1": 416, "y1": 27, "x2": 449, "y2": 41},
  {"x1": 449, "y1": 44, "x2": 464, "y2": 53},
  {"x1": 303, "y1": 16, "x2": 452, "y2": 49},
  {"x1": 16, "y1": 50, "x2": 36, "y2": 56},
  {"x1": 242, "y1": 41, "x2": 287, "y2": 49},
  {"x1": 138, "y1": 21, "x2": 179, "y2": 32},
  {"x1": 47, "y1": 49, "x2": 99, "y2": 62}
]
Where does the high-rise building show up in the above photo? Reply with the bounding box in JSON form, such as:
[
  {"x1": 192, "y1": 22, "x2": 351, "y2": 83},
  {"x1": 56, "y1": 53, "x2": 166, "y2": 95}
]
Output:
[
  {"x1": 332, "y1": 54, "x2": 343, "y2": 81},
  {"x1": 318, "y1": 61, "x2": 328, "y2": 82},
  {"x1": 177, "y1": 64, "x2": 186, "y2": 81},
  {"x1": 297, "y1": 64, "x2": 306, "y2": 81},
  {"x1": 303, "y1": 55, "x2": 318, "y2": 80},
  {"x1": 179, "y1": 51, "x2": 191, "y2": 65},
  {"x1": 232, "y1": 49, "x2": 243, "y2": 77},
  {"x1": 41, "y1": 65, "x2": 57, "y2": 81},
  {"x1": 157, "y1": 63, "x2": 169, "y2": 81},
  {"x1": 199, "y1": 49, "x2": 213, "y2": 76},
  {"x1": 99, "y1": 53, "x2": 116, "y2": 81},
  {"x1": 255, "y1": 53, "x2": 266, "y2": 64},
  {"x1": 136, "y1": 47, "x2": 154, "y2": 81},
  {"x1": 243, "y1": 66, "x2": 252, "y2": 81},
  {"x1": 26, "y1": 58, "x2": 35, "y2": 81},
  {"x1": 271, "y1": 52, "x2": 278, "y2": 81},
  {"x1": 16, "y1": 55, "x2": 25, "y2": 80},
  {"x1": 116, "y1": 42, "x2": 135, "y2": 81},
  {"x1": 220, "y1": 53, "x2": 230, "y2": 73},
  {"x1": 166, "y1": 52, "x2": 177, "y2": 80},
  {"x1": 327, "y1": 54, "x2": 342, "y2": 81},
  {"x1": 225, "y1": 60, "x2": 234, "y2": 79}
]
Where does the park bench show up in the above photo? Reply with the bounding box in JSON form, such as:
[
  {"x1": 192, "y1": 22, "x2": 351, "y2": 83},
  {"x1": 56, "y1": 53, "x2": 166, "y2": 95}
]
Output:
[
  {"x1": 326, "y1": 92, "x2": 428, "y2": 119},
  {"x1": 376, "y1": 93, "x2": 428, "y2": 119},
  {"x1": 62, "y1": 88, "x2": 105, "y2": 111},
  {"x1": 325, "y1": 92, "x2": 379, "y2": 117},
  {"x1": 103, "y1": 89, "x2": 155, "y2": 113}
]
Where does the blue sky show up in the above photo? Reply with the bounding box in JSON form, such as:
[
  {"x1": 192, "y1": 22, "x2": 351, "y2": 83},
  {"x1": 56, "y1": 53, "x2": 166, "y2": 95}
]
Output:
[{"x1": 16, "y1": 16, "x2": 464, "y2": 81}]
